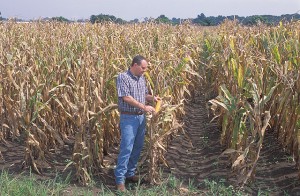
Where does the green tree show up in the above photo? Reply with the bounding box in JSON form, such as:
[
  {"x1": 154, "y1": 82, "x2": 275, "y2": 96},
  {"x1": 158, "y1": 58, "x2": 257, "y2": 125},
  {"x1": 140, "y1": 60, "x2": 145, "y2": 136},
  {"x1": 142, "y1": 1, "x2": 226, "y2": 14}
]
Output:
[
  {"x1": 51, "y1": 16, "x2": 70, "y2": 22},
  {"x1": 129, "y1": 18, "x2": 139, "y2": 23},
  {"x1": 171, "y1": 17, "x2": 181, "y2": 25},
  {"x1": 90, "y1": 14, "x2": 126, "y2": 24},
  {"x1": 192, "y1": 13, "x2": 208, "y2": 25},
  {"x1": 155, "y1": 15, "x2": 171, "y2": 23},
  {"x1": 243, "y1": 15, "x2": 266, "y2": 25}
]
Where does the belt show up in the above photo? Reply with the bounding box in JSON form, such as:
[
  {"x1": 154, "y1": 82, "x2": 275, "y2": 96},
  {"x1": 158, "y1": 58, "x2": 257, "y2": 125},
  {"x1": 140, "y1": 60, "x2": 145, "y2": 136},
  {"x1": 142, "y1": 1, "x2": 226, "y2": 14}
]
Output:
[{"x1": 120, "y1": 111, "x2": 144, "y2": 115}]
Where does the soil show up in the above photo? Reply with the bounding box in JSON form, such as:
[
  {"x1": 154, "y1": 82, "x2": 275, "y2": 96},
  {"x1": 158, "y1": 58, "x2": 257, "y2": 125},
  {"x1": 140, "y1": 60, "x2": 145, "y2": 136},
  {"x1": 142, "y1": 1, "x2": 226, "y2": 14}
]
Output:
[
  {"x1": 164, "y1": 89, "x2": 300, "y2": 195},
  {"x1": 1, "y1": 88, "x2": 300, "y2": 195}
]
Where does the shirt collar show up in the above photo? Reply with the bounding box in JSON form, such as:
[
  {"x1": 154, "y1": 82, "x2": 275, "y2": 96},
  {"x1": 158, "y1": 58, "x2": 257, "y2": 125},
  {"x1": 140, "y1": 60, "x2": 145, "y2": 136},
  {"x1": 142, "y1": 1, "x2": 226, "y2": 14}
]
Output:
[{"x1": 127, "y1": 69, "x2": 140, "y2": 80}]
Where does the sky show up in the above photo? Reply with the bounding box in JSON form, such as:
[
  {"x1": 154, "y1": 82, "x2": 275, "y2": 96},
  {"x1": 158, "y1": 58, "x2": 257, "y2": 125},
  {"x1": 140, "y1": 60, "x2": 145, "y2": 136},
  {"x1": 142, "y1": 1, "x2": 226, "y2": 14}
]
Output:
[{"x1": 1, "y1": 0, "x2": 300, "y2": 21}]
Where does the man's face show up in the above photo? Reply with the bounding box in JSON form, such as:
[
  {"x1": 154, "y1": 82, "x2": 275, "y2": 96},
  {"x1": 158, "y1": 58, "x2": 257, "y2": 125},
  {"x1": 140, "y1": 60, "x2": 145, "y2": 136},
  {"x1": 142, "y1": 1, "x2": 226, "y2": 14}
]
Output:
[{"x1": 134, "y1": 60, "x2": 148, "y2": 76}]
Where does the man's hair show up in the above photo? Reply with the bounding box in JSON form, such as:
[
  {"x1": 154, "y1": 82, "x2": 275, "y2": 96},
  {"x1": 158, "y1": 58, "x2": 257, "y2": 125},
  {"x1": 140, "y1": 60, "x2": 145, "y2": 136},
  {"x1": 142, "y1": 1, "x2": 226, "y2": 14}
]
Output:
[{"x1": 131, "y1": 55, "x2": 146, "y2": 66}]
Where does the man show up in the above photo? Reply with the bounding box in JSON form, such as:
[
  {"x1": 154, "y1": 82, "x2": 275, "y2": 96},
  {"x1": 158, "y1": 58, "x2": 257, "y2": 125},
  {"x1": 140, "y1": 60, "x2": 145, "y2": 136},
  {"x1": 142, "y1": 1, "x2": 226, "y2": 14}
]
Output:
[{"x1": 115, "y1": 55, "x2": 159, "y2": 192}]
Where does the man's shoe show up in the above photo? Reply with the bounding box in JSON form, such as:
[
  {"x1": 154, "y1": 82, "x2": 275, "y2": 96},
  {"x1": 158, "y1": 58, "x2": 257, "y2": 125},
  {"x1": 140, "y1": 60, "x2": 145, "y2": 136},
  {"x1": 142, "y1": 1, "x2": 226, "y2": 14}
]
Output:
[
  {"x1": 116, "y1": 183, "x2": 126, "y2": 192},
  {"x1": 125, "y1": 175, "x2": 141, "y2": 183}
]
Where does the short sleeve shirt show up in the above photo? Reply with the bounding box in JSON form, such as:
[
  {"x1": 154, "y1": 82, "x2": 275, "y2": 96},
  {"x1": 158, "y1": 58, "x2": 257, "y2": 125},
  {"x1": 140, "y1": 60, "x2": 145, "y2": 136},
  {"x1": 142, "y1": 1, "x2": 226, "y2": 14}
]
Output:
[{"x1": 117, "y1": 69, "x2": 148, "y2": 113}]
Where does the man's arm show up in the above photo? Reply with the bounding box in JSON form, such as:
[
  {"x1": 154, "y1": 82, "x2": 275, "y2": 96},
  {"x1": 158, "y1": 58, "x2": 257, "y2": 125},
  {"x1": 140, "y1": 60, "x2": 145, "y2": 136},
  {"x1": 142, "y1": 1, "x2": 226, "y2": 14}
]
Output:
[{"x1": 122, "y1": 96, "x2": 155, "y2": 113}]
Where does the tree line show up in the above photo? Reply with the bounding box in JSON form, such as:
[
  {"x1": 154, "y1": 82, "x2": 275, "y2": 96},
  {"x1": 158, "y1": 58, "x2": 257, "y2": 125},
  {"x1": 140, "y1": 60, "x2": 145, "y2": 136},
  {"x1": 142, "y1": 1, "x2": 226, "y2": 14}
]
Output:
[
  {"x1": 1, "y1": 12, "x2": 299, "y2": 25},
  {"x1": 89, "y1": 13, "x2": 300, "y2": 25}
]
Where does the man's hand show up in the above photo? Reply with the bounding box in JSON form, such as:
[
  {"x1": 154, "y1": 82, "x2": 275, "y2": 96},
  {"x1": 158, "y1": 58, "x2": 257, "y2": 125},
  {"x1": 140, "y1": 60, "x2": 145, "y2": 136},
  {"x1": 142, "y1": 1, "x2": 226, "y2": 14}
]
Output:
[
  {"x1": 146, "y1": 95, "x2": 161, "y2": 103},
  {"x1": 143, "y1": 105, "x2": 155, "y2": 113}
]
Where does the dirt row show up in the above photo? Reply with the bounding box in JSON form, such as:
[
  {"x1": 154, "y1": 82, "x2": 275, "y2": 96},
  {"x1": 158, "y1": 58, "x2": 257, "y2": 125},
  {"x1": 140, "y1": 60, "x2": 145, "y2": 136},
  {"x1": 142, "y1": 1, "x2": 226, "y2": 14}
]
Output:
[{"x1": 165, "y1": 89, "x2": 300, "y2": 195}]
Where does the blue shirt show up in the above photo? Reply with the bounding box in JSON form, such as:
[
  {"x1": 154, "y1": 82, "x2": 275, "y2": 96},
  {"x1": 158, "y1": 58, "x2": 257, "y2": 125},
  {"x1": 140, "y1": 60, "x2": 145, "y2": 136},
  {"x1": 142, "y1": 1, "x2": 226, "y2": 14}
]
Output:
[{"x1": 117, "y1": 69, "x2": 148, "y2": 113}]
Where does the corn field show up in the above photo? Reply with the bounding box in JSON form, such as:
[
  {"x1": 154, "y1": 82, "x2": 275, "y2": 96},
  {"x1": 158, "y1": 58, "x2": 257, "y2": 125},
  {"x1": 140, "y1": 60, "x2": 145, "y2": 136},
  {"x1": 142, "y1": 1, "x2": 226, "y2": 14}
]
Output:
[{"x1": 0, "y1": 20, "x2": 299, "y2": 186}]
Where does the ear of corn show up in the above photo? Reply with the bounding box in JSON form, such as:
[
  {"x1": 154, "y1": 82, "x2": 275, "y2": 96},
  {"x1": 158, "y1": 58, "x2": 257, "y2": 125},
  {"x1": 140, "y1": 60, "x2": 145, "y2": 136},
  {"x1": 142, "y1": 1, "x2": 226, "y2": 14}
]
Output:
[{"x1": 155, "y1": 100, "x2": 162, "y2": 113}]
